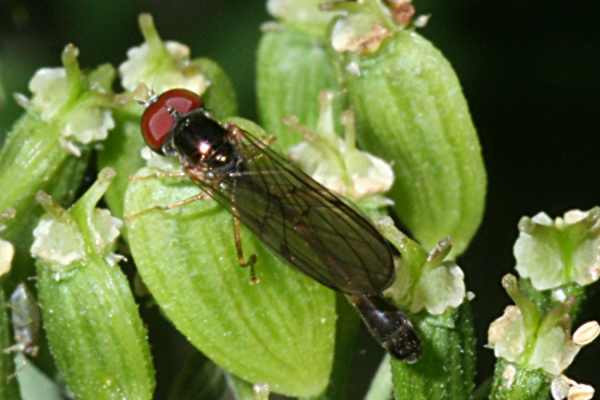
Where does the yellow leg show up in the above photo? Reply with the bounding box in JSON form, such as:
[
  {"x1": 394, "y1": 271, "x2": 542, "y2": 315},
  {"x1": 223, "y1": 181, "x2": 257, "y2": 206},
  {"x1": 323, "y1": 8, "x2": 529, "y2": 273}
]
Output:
[
  {"x1": 128, "y1": 170, "x2": 188, "y2": 182},
  {"x1": 232, "y1": 212, "x2": 259, "y2": 284},
  {"x1": 125, "y1": 192, "x2": 210, "y2": 224}
]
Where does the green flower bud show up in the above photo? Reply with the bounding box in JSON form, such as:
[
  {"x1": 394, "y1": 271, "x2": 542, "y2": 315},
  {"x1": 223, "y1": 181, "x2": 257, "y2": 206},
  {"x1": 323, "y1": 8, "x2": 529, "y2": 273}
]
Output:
[
  {"x1": 32, "y1": 168, "x2": 155, "y2": 400},
  {"x1": 332, "y1": 2, "x2": 486, "y2": 256},
  {"x1": 0, "y1": 45, "x2": 115, "y2": 281},
  {"x1": 257, "y1": 25, "x2": 341, "y2": 152},
  {"x1": 514, "y1": 208, "x2": 600, "y2": 291},
  {"x1": 261, "y1": 0, "x2": 484, "y2": 255},
  {"x1": 124, "y1": 118, "x2": 335, "y2": 397}
]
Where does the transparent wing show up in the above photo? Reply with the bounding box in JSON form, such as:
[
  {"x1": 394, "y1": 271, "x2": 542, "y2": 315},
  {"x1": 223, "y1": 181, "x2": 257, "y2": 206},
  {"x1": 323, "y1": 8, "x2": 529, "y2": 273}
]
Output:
[{"x1": 207, "y1": 128, "x2": 396, "y2": 295}]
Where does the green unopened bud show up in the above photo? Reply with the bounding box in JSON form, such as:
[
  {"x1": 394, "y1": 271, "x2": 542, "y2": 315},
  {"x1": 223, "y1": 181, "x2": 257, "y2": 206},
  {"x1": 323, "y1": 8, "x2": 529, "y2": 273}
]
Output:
[
  {"x1": 33, "y1": 168, "x2": 155, "y2": 400},
  {"x1": 333, "y1": 2, "x2": 486, "y2": 257},
  {"x1": 257, "y1": 23, "x2": 341, "y2": 152},
  {"x1": 515, "y1": 208, "x2": 600, "y2": 291}
]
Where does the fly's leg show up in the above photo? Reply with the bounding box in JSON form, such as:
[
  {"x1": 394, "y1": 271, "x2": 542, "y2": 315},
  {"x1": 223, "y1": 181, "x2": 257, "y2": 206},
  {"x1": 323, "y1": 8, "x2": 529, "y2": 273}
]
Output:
[
  {"x1": 128, "y1": 170, "x2": 188, "y2": 182},
  {"x1": 125, "y1": 192, "x2": 210, "y2": 224},
  {"x1": 232, "y1": 211, "x2": 259, "y2": 285}
]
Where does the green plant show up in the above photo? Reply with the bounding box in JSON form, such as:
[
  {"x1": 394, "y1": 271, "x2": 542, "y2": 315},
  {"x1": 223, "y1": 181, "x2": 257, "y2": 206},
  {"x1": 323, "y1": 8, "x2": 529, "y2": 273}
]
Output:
[{"x1": 0, "y1": 2, "x2": 597, "y2": 400}]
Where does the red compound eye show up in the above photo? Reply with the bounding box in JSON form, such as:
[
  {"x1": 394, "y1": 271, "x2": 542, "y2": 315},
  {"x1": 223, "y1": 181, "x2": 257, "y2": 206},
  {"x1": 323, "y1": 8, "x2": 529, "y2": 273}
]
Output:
[{"x1": 140, "y1": 88, "x2": 203, "y2": 152}]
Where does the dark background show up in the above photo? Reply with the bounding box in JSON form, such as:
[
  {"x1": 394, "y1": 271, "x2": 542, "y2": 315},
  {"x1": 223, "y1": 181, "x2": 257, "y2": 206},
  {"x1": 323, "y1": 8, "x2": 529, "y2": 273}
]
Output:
[{"x1": 1, "y1": 0, "x2": 599, "y2": 398}]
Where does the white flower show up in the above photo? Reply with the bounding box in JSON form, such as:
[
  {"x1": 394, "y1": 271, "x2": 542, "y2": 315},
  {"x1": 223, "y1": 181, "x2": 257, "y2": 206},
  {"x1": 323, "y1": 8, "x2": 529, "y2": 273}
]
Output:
[
  {"x1": 31, "y1": 216, "x2": 86, "y2": 266},
  {"x1": 0, "y1": 239, "x2": 14, "y2": 277},
  {"x1": 515, "y1": 208, "x2": 600, "y2": 291},
  {"x1": 551, "y1": 375, "x2": 595, "y2": 400},
  {"x1": 287, "y1": 93, "x2": 394, "y2": 203},
  {"x1": 24, "y1": 45, "x2": 116, "y2": 154},
  {"x1": 409, "y1": 262, "x2": 466, "y2": 315},
  {"x1": 28, "y1": 67, "x2": 69, "y2": 120},
  {"x1": 63, "y1": 107, "x2": 115, "y2": 145},
  {"x1": 377, "y1": 217, "x2": 467, "y2": 315},
  {"x1": 487, "y1": 275, "x2": 600, "y2": 376},
  {"x1": 119, "y1": 41, "x2": 208, "y2": 95}
]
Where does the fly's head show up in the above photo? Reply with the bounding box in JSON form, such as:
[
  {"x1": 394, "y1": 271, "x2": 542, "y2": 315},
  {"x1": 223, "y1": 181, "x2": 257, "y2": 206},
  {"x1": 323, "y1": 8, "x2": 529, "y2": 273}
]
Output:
[
  {"x1": 140, "y1": 88, "x2": 203, "y2": 156},
  {"x1": 140, "y1": 88, "x2": 237, "y2": 176}
]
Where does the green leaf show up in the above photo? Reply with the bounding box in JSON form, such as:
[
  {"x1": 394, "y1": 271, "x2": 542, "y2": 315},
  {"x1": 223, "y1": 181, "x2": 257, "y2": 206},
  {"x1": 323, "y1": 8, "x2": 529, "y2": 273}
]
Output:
[
  {"x1": 124, "y1": 118, "x2": 335, "y2": 397},
  {"x1": 34, "y1": 169, "x2": 155, "y2": 400},
  {"x1": 342, "y1": 30, "x2": 487, "y2": 256}
]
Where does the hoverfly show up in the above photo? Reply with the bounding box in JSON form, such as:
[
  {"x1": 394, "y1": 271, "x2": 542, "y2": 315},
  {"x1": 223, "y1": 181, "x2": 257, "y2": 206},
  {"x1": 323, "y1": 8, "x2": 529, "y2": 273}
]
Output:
[{"x1": 137, "y1": 88, "x2": 421, "y2": 362}]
